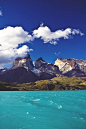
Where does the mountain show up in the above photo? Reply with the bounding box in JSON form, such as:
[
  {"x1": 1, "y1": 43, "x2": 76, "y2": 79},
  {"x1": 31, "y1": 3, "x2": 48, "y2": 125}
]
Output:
[
  {"x1": 12, "y1": 54, "x2": 34, "y2": 70},
  {"x1": 0, "y1": 67, "x2": 40, "y2": 84},
  {"x1": 35, "y1": 57, "x2": 61, "y2": 77},
  {"x1": 0, "y1": 54, "x2": 61, "y2": 84},
  {"x1": 0, "y1": 55, "x2": 86, "y2": 84},
  {"x1": 54, "y1": 58, "x2": 86, "y2": 77}
]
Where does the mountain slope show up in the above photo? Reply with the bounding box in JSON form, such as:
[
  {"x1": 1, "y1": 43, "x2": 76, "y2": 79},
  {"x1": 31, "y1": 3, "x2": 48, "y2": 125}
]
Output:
[
  {"x1": 0, "y1": 67, "x2": 39, "y2": 84},
  {"x1": 0, "y1": 55, "x2": 86, "y2": 84}
]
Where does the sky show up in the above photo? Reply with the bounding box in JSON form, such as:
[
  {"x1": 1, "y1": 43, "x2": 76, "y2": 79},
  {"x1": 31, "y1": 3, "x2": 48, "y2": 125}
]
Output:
[{"x1": 0, "y1": 0, "x2": 86, "y2": 68}]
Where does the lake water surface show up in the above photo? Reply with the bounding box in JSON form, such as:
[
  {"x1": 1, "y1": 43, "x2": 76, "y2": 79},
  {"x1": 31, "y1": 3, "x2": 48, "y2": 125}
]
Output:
[{"x1": 0, "y1": 90, "x2": 86, "y2": 129}]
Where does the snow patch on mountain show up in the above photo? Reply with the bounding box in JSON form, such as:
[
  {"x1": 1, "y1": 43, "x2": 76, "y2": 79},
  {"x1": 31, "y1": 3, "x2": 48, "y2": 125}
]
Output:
[
  {"x1": 31, "y1": 68, "x2": 41, "y2": 76},
  {"x1": 40, "y1": 60, "x2": 46, "y2": 63}
]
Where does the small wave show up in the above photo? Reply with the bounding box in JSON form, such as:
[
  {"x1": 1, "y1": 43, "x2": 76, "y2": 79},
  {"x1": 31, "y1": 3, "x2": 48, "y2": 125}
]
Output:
[
  {"x1": 31, "y1": 117, "x2": 36, "y2": 119},
  {"x1": 28, "y1": 103, "x2": 32, "y2": 106},
  {"x1": 58, "y1": 105, "x2": 62, "y2": 109},
  {"x1": 81, "y1": 97, "x2": 84, "y2": 98},
  {"x1": 21, "y1": 96, "x2": 26, "y2": 98},
  {"x1": 80, "y1": 118, "x2": 84, "y2": 120},
  {"x1": 33, "y1": 99, "x2": 40, "y2": 101},
  {"x1": 45, "y1": 97, "x2": 48, "y2": 98},
  {"x1": 73, "y1": 117, "x2": 77, "y2": 119},
  {"x1": 49, "y1": 100, "x2": 53, "y2": 104},
  {"x1": 20, "y1": 127, "x2": 25, "y2": 129},
  {"x1": 26, "y1": 112, "x2": 29, "y2": 114}
]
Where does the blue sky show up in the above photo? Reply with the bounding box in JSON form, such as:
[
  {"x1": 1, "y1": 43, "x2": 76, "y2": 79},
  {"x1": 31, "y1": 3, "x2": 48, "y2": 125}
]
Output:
[{"x1": 0, "y1": 0, "x2": 86, "y2": 68}]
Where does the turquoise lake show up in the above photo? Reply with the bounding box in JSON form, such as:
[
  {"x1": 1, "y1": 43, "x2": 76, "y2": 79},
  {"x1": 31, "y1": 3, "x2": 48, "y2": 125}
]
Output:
[{"x1": 0, "y1": 91, "x2": 86, "y2": 129}]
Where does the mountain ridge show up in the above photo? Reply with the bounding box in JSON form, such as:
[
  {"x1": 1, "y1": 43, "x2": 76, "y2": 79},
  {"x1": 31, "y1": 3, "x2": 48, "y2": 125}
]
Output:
[{"x1": 0, "y1": 54, "x2": 86, "y2": 84}]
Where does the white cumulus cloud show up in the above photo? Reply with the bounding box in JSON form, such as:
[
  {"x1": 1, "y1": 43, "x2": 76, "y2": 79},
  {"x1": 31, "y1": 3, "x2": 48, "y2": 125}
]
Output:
[
  {"x1": 0, "y1": 24, "x2": 84, "y2": 67},
  {"x1": 33, "y1": 25, "x2": 84, "y2": 44},
  {"x1": 0, "y1": 26, "x2": 33, "y2": 67}
]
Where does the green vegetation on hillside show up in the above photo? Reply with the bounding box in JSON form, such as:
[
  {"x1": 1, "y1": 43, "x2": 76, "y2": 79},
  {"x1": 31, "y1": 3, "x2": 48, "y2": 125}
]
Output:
[
  {"x1": 0, "y1": 76, "x2": 86, "y2": 91},
  {"x1": 0, "y1": 81, "x2": 18, "y2": 91}
]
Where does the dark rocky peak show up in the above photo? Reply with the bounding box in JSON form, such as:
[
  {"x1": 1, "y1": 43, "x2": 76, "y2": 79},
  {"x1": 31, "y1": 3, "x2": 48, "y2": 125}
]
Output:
[
  {"x1": 35, "y1": 57, "x2": 47, "y2": 69},
  {"x1": 25, "y1": 57, "x2": 34, "y2": 69},
  {"x1": 37, "y1": 57, "x2": 45, "y2": 62},
  {"x1": 24, "y1": 54, "x2": 31, "y2": 59}
]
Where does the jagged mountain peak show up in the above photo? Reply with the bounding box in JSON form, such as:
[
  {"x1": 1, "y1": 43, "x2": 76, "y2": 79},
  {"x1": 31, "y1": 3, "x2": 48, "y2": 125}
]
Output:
[
  {"x1": 35, "y1": 57, "x2": 47, "y2": 69},
  {"x1": 37, "y1": 57, "x2": 45, "y2": 62},
  {"x1": 12, "y1": 54, "x2": 34, "y2": 70},
  {"x1": 24, "y1": 54, "x2": 31, "y2": 59}
]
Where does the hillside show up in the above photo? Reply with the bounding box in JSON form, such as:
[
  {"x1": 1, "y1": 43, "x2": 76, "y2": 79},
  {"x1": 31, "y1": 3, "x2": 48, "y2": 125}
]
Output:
[{"x1": 0, "y1": 76, "x2": 86, "y2": 91}]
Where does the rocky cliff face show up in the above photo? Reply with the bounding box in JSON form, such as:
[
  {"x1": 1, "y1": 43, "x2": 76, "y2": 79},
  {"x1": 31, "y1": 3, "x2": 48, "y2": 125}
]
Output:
[
  {"x1": 72, "y1": 59, "x2": 86, "y2": 73},
  {"x1": 54, "y1": 59, "x2": 72, "y2": 74},
  {"x1": 35, "y1": 57, "x2": 61, "y2": 75},
  {"x1": 12, "y1": 54, "x2": 34, "y2": 70},
  {"x1": 35, "y1": 57, "x2": 47, "y2": 68},
  {"x1": 54, "y1": 58, "x2": 86, "y2": 77}
]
